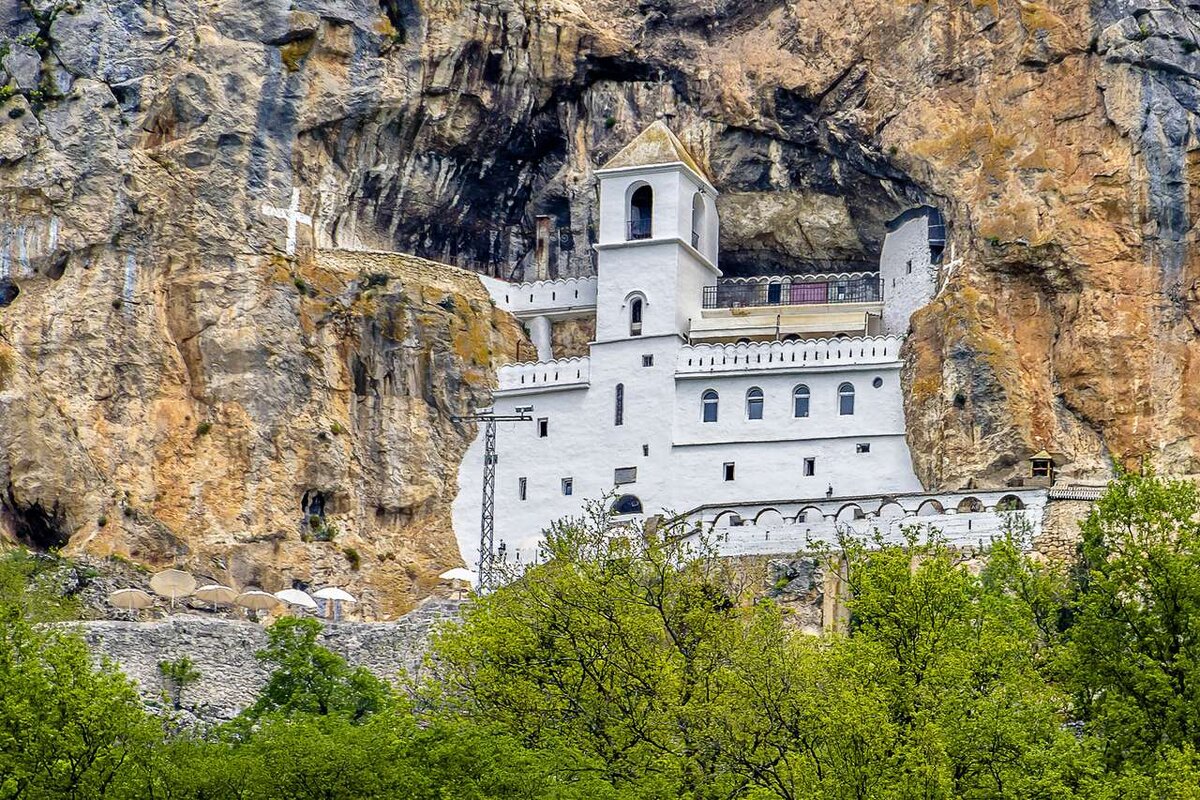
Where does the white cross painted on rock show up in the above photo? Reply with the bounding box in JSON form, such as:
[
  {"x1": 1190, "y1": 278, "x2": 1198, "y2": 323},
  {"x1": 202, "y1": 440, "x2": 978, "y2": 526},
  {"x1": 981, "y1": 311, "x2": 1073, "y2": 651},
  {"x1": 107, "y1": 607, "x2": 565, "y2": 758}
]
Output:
[{"x1": 262, "y1": 188, "x2": 313, "y2": 256}]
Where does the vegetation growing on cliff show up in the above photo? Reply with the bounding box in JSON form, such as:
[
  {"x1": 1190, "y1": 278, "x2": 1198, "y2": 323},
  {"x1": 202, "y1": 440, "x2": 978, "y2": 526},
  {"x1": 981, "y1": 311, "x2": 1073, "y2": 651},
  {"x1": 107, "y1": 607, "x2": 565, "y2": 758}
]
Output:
[{"x1": 7, "y1": 470, "x2": 1200, "y2": 797}]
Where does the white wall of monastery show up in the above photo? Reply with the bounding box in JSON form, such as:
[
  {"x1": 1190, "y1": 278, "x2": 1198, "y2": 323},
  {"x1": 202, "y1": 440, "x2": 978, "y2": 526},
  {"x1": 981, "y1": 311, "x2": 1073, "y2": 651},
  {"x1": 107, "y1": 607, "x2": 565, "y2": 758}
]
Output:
[{"x1": 879, "y1": 209, "x2": 939, "y2": 335}]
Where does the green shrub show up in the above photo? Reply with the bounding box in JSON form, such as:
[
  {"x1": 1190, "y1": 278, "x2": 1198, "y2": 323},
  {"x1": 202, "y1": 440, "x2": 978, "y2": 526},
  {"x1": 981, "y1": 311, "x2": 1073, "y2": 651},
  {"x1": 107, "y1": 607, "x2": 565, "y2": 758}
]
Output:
[
  {"x1": 195, "y1": 421, "x2": 212, "y2": 437},
  {"x1": 343, "y1": 547, "x2": 360, "y2": 570}
]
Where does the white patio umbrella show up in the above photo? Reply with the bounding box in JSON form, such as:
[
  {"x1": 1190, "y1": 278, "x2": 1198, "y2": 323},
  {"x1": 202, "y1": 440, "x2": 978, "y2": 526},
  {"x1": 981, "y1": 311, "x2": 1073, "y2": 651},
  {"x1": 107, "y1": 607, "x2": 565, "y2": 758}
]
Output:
[
  {"x1": 235, "y1": 589, "x2": 281, "y2": 621},
  {"x1": 109, "y1": 588, "x2": 153, "y2": 618},
  {"x1": 274, "y1": 588, "x2": 318, "y2": 610},
  {"x1": 194, "y1": 584, "x2": 237, "y2": 610},
  {"x1": 149, "y1": 569, "x2": 196, "y2": 610},
  {"x1": 312, "y1": 587, "x2": 356, "y2": 621},
  {"x1": 439, "y1": 567, "x2": 476, "y2": 583}
]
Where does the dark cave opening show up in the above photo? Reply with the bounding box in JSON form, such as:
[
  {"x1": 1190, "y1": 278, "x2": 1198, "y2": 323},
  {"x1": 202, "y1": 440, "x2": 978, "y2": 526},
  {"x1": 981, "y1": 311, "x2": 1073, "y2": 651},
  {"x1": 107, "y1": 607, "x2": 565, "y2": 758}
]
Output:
[{"x1": 2, "y1": 485, "x2": 69, "y2": 550}]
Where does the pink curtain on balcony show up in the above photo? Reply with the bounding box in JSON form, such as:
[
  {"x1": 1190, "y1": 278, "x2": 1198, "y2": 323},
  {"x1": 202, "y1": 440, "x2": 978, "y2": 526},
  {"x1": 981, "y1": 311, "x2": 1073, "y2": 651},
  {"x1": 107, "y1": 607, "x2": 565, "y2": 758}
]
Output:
[{"x1": 789, "y1": 282, "x2": 828, "y2": 305}]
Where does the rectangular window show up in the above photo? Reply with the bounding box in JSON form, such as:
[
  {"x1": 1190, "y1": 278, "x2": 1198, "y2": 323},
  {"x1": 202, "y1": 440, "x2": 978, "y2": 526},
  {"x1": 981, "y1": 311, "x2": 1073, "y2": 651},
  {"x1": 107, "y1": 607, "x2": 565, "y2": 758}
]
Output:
[
  {"x1": 561, "y1": 478, "x2": 573, "y2": 496},
  {"x1": 642, "y1": 354, "x2": 654, "y2": 367},
  {"x1": 614, "y1": 467, "x2": 637, "y2": 485},
  {"x1": 856, "y1": 443, "x2": 870, "y2": 454},
  {"x1": 723, "y1": 462, "x2": 735, "y2": 481},
  {"x1": 642, "y1": 444, "x2": 650, "y2": 457},
  {"x1": 537, "y1": 418, "x2": 548, "y2": 438},
  {"x1": 615, "y1": 384, "x2": 624, "y2": 426},
  {"x1": 518, "y1": 477, "x2": 527, "y2": 500},
  {"x1": 803, "y1": 458, "x2": 816, "y2": 476}
]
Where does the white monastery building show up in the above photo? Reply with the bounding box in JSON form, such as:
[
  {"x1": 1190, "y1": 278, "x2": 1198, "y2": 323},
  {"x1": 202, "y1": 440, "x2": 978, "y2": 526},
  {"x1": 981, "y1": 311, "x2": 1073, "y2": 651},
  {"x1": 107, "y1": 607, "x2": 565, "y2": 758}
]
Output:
[{"x1": 453, "y1": 123, "x2": 1047, "y2": 569}]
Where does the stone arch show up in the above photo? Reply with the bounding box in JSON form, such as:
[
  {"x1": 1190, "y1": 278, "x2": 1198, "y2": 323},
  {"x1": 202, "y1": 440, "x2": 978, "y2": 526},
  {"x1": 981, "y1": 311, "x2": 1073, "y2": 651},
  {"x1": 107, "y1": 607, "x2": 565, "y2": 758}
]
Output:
[
  {"x1": 996, "y1": 494, "x2": 1025, "y2": 511},
  {"x1": 835, "y1": 503, "x2": 865, "y2": 523},
  {"x1": 711, "y1": 509, "x2": 743, "y2": 528},
  {"x1": 754, "y1": 508, "x2": 785, "y2": 526},
  {"x1": 796, "y1": 505, "x2": 824, "y2": 524},
  {"x1": 956, "y1": 496, "x2": 984, "y2": 513},
  {"x1": 877, "y1": 501, "x2": 905, "y2": 519},
  {"x1": 916, "y1": 499, "x2": 944, "y2": 517}
]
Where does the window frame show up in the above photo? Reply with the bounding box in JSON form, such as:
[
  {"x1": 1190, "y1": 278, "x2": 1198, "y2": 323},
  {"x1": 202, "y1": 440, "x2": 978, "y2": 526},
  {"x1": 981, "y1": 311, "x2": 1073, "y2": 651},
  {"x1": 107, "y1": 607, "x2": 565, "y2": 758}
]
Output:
[
  {"x1": 746, "y1": 387, "x2": 764, "y2": 420},
  {"x1": 803, "y1": 457, "x2": 816, "y2": 476},
  {"x1": 838, "y1": 382, "x2": 855, "y2": 416},
  {"x1": 723, "y1": 462, "x2": 736, "y2": 481},
  {"x1": 537, "y1": 418, "x2": 549, "y2": 437},
  {"x1": 793, "y1": 384, "x2": 810, "y2": 418},
  {"x1": 614, "y1": 383, "x2": 624, "y2": 426},
  {"x1": 561, "y1": 478, "x2": 573, "y2": 496},
  {"x1": 701, "y1": 389, "x2": 719, "y2": 423}
]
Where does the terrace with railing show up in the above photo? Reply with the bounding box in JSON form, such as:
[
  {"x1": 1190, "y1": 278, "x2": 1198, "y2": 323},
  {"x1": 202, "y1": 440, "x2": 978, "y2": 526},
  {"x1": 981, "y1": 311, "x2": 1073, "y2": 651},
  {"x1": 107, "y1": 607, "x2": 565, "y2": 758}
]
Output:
[{"x1": 701, "y1": 273, "x2": 882, "y2": 310}]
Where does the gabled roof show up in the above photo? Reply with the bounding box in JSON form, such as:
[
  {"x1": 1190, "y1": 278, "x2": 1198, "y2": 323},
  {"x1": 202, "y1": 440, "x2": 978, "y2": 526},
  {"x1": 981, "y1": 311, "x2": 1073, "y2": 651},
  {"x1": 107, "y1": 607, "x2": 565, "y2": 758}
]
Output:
[{"x1": 599, "y1": 121, "x2": 709, "y2": 181}]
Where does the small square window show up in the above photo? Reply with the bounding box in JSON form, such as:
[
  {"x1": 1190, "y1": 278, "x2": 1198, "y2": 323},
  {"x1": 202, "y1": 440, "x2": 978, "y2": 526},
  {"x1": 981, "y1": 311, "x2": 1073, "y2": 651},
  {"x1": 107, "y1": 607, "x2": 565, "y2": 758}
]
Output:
[
  {"x1": 561, "y1": 478, "x2": 573, "y2": 496},
  {"x1": 614, "y1": 466, "x2": 637, "y2": 485},
  {"x1": 856, "y1": 443, "x2": 870, "y2": 454},
  {"x1": 642, "y1": 354, "x2": 654, "y2": 367},
  {"x1": 723, "y1": 462, "x2": 735, "y2": 481},
  {"x1": 803, "y1": 458, "x2": 816, "y2": 476},
  {"x1": 537, "y1": 418, "x2": 548, "y2": 438},
  {"x1": 518, "y1": 477, "x2": 527, "y2": 500}
]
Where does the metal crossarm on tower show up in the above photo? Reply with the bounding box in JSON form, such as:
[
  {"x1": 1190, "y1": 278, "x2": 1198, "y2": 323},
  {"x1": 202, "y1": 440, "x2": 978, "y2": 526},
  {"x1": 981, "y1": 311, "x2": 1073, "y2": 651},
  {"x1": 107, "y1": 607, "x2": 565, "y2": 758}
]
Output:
[{"x1": 451, "y1": 409, "x2": 531, "y2": 591}]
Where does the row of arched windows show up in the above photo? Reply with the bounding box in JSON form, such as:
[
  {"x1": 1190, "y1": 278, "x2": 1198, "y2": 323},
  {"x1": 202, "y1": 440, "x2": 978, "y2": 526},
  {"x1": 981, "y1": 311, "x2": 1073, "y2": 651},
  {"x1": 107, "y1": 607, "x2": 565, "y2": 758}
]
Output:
[{"x1": 701, "y1": 383, "x2": 856, "y2": 422}]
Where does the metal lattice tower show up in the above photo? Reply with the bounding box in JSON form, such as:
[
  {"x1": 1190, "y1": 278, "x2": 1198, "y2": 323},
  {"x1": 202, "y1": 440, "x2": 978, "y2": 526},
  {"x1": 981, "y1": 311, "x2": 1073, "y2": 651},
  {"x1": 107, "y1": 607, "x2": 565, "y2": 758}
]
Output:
[{"x1": 452, "y1": 410, "x2": 531, "y2": 591}]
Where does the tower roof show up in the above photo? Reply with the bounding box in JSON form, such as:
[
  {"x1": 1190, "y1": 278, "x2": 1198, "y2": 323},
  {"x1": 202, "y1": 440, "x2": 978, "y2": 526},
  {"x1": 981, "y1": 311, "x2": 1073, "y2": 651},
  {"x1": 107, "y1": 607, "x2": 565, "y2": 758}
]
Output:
[{"x1": 600, "y1": 121, "x2": 709, "y2": 180}]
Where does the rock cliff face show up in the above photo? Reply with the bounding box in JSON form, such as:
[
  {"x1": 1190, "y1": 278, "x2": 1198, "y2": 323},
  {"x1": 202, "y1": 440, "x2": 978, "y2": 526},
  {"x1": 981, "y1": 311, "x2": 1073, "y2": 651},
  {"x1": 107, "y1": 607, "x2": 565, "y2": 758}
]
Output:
[{"x1": 0, "y1": 0, "x2": 1195, "y2": 604}]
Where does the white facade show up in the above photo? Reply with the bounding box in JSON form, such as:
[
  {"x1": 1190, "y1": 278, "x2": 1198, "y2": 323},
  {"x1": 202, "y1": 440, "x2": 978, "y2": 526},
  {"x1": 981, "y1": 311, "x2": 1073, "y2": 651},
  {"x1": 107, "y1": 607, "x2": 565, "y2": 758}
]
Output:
[{"x1": 455, "y1": 125, "x2": 952, "y2": 569}]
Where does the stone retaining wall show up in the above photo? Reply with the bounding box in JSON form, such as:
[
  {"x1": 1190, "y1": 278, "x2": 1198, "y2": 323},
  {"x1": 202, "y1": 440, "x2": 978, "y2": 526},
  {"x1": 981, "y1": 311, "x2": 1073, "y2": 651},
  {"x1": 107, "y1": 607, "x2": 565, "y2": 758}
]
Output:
[{"x1": 76, "y1": 600, "x2": 462, "y2": 721}]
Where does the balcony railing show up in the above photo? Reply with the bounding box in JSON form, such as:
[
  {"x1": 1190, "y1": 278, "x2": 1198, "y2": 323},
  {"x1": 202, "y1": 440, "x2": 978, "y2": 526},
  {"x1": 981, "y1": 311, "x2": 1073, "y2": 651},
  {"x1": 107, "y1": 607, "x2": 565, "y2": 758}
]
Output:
[
  {"x1": 627, "y1": 219, "x2": 652, "y2": 240},
  {"x1": 702, "y1": 275, "x2": 882, "y2": 310}
]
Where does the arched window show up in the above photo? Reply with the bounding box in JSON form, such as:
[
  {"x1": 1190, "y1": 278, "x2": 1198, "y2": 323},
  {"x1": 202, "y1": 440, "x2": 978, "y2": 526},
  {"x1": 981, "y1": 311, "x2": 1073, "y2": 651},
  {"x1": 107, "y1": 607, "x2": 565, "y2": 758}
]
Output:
[
  {"x1": 614, "y1": 383, "x2": 624, "y2": 426},
  {"x1": 702, "y1": 389, "x2": 719, "y2": 423},
  {"x1": 746, "y1": 387, "x2": 764, "y2": 420},
  {"x1": 996, "y1": 494, "x2": 1025, "y2": 511},
  {"x1": 691, "y1": 192, "x2": 705, "y2": 249},
  {"x1": 629, "y1": 297, "x2": 643, "y2": 337},
  {"x1": 793, "y1": 384, "x2": 810, "y2": 418},
  {"x1": 838, "y1": 382, "x2": 855, "y2": 416},
  {"x1": 612, "y1": 494, "x2": 643, "y2": 515},
  {"x1": 628, "y1": 184, "x2": 653, "y2": 240}
]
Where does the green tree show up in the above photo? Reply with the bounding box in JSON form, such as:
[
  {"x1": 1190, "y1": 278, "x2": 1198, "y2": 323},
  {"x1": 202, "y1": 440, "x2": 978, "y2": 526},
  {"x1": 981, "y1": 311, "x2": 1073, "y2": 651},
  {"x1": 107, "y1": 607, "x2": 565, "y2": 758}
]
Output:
[
  {"x1": 0, "y1": 552, "x2": 156, "y2": 799},
  {"x1": 1066, "y1": 467, "x2": 1200, "y2": 771},
  {"x1": 244, "y1": 617, "x2": 389, "y2": 723}
]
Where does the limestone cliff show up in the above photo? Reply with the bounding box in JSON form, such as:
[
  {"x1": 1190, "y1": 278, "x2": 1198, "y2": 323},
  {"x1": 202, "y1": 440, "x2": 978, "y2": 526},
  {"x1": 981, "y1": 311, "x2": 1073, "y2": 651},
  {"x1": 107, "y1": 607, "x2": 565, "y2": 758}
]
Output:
[{"x1": 0, "y1": 0, "x2": 1195, "y2": 604}]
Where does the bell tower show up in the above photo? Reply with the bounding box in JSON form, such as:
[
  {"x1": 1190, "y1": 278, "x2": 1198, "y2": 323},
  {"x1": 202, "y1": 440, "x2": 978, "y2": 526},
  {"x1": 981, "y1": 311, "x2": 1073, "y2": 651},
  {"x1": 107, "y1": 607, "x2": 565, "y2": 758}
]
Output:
[{"x1": 593, "y1": 122, "x2": 720, "y2": 342}]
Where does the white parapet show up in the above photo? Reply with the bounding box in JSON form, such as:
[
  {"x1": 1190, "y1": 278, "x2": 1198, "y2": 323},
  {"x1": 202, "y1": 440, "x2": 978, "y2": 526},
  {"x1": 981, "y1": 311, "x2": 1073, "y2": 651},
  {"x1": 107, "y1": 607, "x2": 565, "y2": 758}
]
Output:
[
  {"x1": 496, "y1": 356, "x2": 591, "y2": 394},
  {"x1": 678, "y1": 335, "x2": 904, "y2": 374},
  {"x1": 480, "y1": 276, "x2": 598, "y2": 320}
]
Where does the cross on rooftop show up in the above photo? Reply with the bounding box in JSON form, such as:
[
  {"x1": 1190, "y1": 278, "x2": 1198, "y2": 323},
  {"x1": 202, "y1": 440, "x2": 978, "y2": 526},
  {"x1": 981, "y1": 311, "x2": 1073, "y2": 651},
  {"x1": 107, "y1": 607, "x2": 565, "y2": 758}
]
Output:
[{"x1": 262, "y1": 188, "x2": 313, "y2": 256}]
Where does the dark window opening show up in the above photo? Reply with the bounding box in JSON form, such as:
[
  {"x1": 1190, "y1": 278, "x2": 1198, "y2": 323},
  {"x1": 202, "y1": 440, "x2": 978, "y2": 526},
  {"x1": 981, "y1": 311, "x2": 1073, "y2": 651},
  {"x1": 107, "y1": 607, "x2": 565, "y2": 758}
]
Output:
[
  {"x1": 723, "y1": 462, "x2": 735, "y2": 481},
  {"x1": 803, "y1": 458, "x2": 816, "y2": 476},
  {"x1": 537, "y1": 418, "x2": 548, "y2": 438},
  {"x1": 630, "y1": 298, "x2": 643, "y2": 336},
  {"x1": 628, "y1": 185, "x2": 653, "y2": 240},
  {"x1": 518, "y1": 477, "x2": 527, "y2": 500},
  {"x1": 642, "y1": 354, "x2": 653, "y2": 367},
  {"x1": 561, "y1": 478, "x2": 573, "y2": 496},
  {"x1": 615, "y1": 383, "x2": 624, "y2": 426},
  {"x1": 612, "y1": 494, "x2": 643, "y2": 515},
  {"x1": 856, "y1": 443, "x2": 870, "y2": 453}
]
